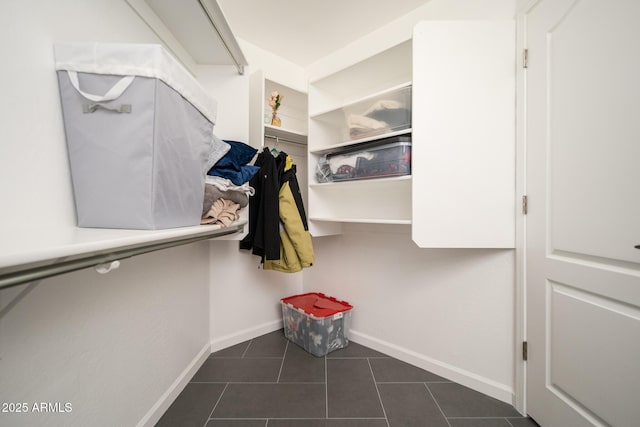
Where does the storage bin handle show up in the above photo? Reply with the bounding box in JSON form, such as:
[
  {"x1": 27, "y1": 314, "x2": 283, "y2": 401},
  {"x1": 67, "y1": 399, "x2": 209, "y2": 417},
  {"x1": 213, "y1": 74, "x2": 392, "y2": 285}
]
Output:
[
  {"x1": 66, "y1": 70, "x2": 135, "y2": 102},
  {"x1": 83, "y1": 103, "x2": 132, "y2": 114}
]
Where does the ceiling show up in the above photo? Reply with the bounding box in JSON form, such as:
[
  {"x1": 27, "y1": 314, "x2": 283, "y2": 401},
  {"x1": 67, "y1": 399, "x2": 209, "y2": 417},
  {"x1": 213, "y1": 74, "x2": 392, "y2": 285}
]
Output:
[{"x1": 217, "y1": 0, "x2": 432, "y2": 67}]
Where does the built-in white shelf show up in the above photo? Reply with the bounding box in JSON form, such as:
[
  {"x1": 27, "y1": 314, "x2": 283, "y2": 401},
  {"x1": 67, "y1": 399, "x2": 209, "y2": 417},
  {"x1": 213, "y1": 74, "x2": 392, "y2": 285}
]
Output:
[
  {"x1": 309, "y1": 175, "x2": 411, "y2": 188},
  {"x1": 307, "y1": 41, "x2": 413, "y2": 236},
  {"x1": 308, "y1": 22, "x2": 515, "y2": 248},
  {"x1": 309, "y1": 129, "x2": 411, "y2": 154},
  {"x1": 309, "y1": 81, "x2": 412, "y2": 120},
  {"x1": 309, "y1": 217, "x2": 412, "y2": 225},
  {"x1": 0, "y1": 219, "x2": 247, "y2": 289},
  {"x1": 264, "y1": 124, "x2": 307, "y2": 145},
  {"x1": 125, "y1": 0, "x2": 248, "y2": 74}
]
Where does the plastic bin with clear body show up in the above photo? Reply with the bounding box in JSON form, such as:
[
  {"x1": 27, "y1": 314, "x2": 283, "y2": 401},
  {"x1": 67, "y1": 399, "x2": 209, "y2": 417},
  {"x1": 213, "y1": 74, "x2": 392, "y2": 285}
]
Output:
[{"x1": 281, "y1": 292, "x2": 353, "y2": 357}]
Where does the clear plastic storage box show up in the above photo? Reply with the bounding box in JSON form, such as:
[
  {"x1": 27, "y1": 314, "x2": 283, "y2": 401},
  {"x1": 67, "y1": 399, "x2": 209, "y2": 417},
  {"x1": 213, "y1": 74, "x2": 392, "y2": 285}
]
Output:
[
  {"x1": 325, "y1": 136, "x2": 411, "y2": 182},
  {"x1": 343, "y1": 85, "x2": 411, "y2": 140},
  {"x1": 281, "y1": 292, "x2": 353, "y2": 357}
]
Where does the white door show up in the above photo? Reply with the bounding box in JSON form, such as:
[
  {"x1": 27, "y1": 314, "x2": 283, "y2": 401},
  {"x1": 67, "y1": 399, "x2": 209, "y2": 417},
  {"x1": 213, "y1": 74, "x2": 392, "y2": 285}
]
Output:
[{"x1": 526, "y1": 0, "x2": 640, "y2": 426}]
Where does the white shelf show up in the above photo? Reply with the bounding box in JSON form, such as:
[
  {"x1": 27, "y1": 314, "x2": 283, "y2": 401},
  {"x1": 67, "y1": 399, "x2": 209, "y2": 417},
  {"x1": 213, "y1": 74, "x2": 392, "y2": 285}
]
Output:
[
  {"x1": 308, "y1": 174, "x2": 411, "y2": 227},
  {"x1": 310, "y1": 217, "x2": 411, "y2": 225},
  {"x1": 309, "y1": 81, "x2": 412, "y2": 119},
  {"x1": 125, "y1": 0, "x2": 247, "y2": 74},
  {"x1": 264, "y1": 124, "x2": 307, "y2": 145},
  {"x1": 309, "y1": 129, "x2": 411, "y2": 154},
  {"x1": 308, "y1": 40, "x2": 412, "y2": 116},
  {"x1": 309, "y1": 175, "x2": 411, "y2": 188},
  {"x1": 0, "y1": 219, "x2": 247, "y2": 287}
]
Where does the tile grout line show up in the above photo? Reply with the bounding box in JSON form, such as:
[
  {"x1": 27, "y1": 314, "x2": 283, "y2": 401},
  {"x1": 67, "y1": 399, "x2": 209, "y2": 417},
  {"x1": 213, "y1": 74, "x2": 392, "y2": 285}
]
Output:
[
  {"x1": 191, "y1": 381, "x2": 325, "y2": 384},
  {"x1": 325, "y1": 354, "x2": 329, "y2": 418},
  {"x1": 505, "y1": 418, "x2": 516, "y2": 427},
  {"x1": 241, "y1": 339, "x2": 252, "y2": 358},
  {"x1": 367, "y1": 357, "x2": 391, "y2": 427},
  {"x1": 449, "y1": 417, "x2": 520, "y2": 420},
  {"x1": 211, "y1": 356, "x2": 284, "y2": 359},
  {"x1": 276, "y1": 340, "x2": 289, "y2": 383},
  {"x1": 203, "y1": 382, "x2": 229, "y2": 427},
  {"x1": 424, "y1": 383, "x2": 453, "y2": 427},
  {"x1": 261, "y1": 418, "x2": 388, "y2": 422},
  {"x1": 376, "y1": 381, "x2": 453, "y2": 384}
]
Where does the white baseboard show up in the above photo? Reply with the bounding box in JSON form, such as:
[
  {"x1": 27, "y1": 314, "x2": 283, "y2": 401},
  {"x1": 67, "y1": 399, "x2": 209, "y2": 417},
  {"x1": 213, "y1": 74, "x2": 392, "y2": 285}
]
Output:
[
  {"x1": 210, "y1": 319, "x2": 283, "y2": 353},
  {"x1": 349, "y1": 329, "x2": 516, "y2": 406},
  {"x1": 137, "y1": 342, "x2": 211, "y2": 427}
]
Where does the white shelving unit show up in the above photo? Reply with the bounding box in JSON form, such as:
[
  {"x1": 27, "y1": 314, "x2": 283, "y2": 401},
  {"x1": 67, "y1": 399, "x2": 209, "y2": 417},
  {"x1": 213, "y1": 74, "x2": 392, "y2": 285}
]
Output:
[
  {"x1": 250, "y1": 71, "x2": 308, "y2": 149},
  {"x1": 248, "y1": 70, "x2": 310, "y2": 212},
  {"x1": 307, "y1": 22, "x2": 515, "y2": 248},
  {"x1": 307, "y1": 41, "x2": 413, "y2": 236}
]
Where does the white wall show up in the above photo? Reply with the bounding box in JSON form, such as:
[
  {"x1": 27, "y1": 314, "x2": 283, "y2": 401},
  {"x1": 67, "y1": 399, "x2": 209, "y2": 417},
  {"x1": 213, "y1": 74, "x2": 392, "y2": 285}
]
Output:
[
  {"x1": 239, "y1": 39, "x2": 307, "y2": 93},
  {"x1": 0, "y1": 1, "x2": 214, "y2": 426},
  {"x1": 304, "y1": 226, "x2": 515, "y2": 402},
  {"x1": 207, "y1": 241, "x2": 302, "y2": 351},
  {"x1": 197, "y1": 63, "x2": 304, "y2": 350},
  {"x1": 196, "y1": 65, "x2": 251, "y2": 142},
  {"x1": 302, "y1": 0, "x2": 518, "y2": 404},
  {"x1": 0, "y1": 244, "x2": 210, "y2": 427},
  {"x1": 306, "y1": 0, "x2": 517, "y2": 80}
]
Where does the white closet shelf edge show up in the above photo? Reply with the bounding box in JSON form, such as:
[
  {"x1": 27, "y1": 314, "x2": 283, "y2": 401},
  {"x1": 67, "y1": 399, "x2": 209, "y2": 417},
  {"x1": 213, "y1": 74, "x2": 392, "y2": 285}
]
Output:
[
  {"x1": 309, "y1": 81, "x2": 412, "y2": 119},
  {"x1": 0, "y1": 220, "x2": 247, "y2": 288},
  {"x1": 308, "y1": 129, "x2": 412, "y2": 154},
  {"x1": 310, "y1": 217, "x2": 411, "y2": 225}
]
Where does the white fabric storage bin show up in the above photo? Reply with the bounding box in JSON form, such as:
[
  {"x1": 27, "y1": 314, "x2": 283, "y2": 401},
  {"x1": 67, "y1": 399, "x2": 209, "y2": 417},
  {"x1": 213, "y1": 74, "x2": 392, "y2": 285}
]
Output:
[{"x1": 54, "y1": 43, "x2": 217, "y2": 229}]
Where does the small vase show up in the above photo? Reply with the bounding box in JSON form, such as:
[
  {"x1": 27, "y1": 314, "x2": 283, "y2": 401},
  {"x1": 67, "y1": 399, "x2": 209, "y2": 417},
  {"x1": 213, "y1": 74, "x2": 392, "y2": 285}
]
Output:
[{"x1": 271, "y1": 111, "x2": 281, "y2": 127}]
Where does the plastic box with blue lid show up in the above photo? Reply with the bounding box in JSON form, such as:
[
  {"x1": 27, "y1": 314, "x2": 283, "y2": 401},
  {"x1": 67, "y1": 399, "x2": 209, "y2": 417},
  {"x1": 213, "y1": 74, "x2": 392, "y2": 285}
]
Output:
[{"x1": 281, "y1": 292, "x2": 353, "y2": 357}]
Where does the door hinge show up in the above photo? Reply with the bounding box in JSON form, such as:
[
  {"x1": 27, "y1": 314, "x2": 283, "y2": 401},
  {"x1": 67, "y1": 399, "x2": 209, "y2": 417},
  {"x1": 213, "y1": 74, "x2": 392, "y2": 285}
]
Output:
[
  {"x1": 523, "y1": 49, "x2": 529, "y2": 68},
  {"x1": 522, "y1": 341, "x2": 528, "y2": 361},
  {"x1": 522, "y1": 195, "x2": 528, "y2": 215}
]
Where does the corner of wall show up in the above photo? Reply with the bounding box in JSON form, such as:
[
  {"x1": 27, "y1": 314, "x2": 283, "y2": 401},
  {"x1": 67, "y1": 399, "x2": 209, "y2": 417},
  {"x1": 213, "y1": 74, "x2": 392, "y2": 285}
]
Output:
[
  {"x1": 238, "y1": 38, "x2": 307, "y2": 92},
  {"x1": 304, "y1": 0, "x2": 517, "y2": 80}
]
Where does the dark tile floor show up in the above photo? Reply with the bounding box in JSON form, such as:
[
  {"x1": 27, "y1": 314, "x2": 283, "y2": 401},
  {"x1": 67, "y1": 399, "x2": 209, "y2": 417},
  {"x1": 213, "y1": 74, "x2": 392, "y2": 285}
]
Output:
[{"x1": 157, "y1": 330, "x2": 539, "y2": 427}]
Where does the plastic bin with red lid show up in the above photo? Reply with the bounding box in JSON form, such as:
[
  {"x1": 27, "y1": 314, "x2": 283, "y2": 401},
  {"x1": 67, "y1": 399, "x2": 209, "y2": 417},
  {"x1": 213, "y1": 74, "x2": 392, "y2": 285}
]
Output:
[{"x1": 281, "y1": 292, "x2": 353, "y2": 357}]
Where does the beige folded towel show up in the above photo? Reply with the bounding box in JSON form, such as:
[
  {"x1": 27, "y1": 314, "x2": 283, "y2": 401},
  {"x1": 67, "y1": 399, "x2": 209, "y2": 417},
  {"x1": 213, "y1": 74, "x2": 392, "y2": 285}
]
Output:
[{"x1": 201, "y1": 198, "x2": 240, "y2": 227}]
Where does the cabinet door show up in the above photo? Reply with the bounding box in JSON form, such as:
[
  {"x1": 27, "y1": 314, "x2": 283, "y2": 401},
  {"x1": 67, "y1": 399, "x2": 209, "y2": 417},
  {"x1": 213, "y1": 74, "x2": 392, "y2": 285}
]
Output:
[{"x1": 412, "y1": 21, "x2": 515, "y2": 248}]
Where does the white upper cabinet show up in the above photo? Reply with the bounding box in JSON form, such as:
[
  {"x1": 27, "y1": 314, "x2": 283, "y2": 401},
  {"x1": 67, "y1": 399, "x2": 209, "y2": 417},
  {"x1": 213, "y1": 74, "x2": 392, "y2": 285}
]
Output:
[
  {"x1": 412, "y1": 21, "x2": 515, "y2": 248},
  {"x1": 307, "y1": 21, "x2": 515, "y2": 248}
]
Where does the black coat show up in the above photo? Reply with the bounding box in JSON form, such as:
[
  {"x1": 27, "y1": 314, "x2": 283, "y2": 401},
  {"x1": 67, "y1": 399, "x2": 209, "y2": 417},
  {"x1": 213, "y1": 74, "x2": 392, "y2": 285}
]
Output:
[{"x1": 239, "y1": 149, "x2": 281, "y2": 261}]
